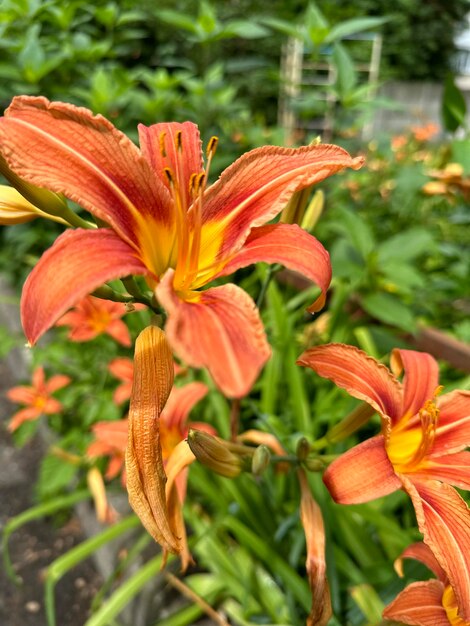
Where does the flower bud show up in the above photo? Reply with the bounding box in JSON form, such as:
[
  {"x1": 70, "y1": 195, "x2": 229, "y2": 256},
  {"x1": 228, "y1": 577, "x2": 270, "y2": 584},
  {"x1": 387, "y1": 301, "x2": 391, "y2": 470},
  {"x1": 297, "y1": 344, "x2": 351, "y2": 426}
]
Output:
[
  {"x1": 251, "y1": 445, "x2": 271, "y2": 476},
  {"x1": 296, "y1": 437, "x2": 310, "y2": 462},
  {"x1": 0, "y1": 154, "x2": 68, "y2": 218},
  {"x1": 301, "y1": 189, "x2": 324, "y2": 232},
  {"x1": 187, "y1": 430, "x2": 242, "y2": 478},
  {"x1": 303, "y1": 457, "x2": 325, "y2": 472}
]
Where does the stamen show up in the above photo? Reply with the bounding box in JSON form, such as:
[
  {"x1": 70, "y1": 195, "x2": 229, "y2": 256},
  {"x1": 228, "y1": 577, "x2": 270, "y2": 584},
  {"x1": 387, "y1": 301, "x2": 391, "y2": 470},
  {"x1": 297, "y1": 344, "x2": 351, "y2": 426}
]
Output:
[
  {"x1": 159, "y1": 132, "x2": 167, "y2": 158},
  {"x1": 175, "y1": 130, "x2": 183, "y2": 152},
  {"x1": 163, "y1": 167, "x2": 173, "y2": 185},
  {"x1": 206, "y1": 136, "x2": 219, "y2": 158},
  {"x1": 408, "y1": 399, "x2": 439, "y2": 467},
  {"x1": 188, "y1": 173, "x2": 198, "y2": 199}
]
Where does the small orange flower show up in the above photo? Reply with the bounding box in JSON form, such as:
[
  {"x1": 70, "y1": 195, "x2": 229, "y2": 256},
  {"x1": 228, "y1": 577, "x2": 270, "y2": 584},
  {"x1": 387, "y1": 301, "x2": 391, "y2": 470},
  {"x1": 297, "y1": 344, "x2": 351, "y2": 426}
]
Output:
[
  {"x1": 411, "y1": 122, "x2": 439, "y2": 142},
  {"x1": 87, "y1": 420, "x2": 128, "y2": 485},
  {"x1": 383, "y1": 542, "x2": 470, "y2": 626},
  {"x1": 7, "y1": 366, "x2": 71, "y2": 431},
  {"x1": 108, "y1": 357, "x2": 134, "y2": 405},
  {"x1": 56, "y1": 295, "x2": 144, "y2": 346}
]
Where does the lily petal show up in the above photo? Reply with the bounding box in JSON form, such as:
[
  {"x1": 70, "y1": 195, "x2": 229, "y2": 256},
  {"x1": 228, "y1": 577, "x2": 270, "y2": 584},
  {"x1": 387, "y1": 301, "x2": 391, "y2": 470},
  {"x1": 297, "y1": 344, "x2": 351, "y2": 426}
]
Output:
[
  {"x1": 298, "y1": 469, "x2": 332, "y2": 626},
  {"x1": 433, "y1": 390, "x2": 470, "y2": 455},
  {"x1": 162, "y1": 382, "x2": 208, "y2": 431},
  {"x1": 0, "y1": 96, "x2": 172, "y2": 245},
  {"x1": 165, "y1": 440, "x2": 197, "y2": 571},
  {"x1": 218, "y1": 223, "x2": 331, "y2": 312},
  {"x1": 412, "y1": 451, "x2": 470, "y2": 491},
  {"x1": 298, "y1": 343, "x2": 402, "y2": 422},
  {"x1": 21, "y1": 228, "x2": 149, "y2": 345},
  {"x1": 323, "y1": 435, "x2": 401, "y2": 504},
  {"x1": 6, "y1": 386, "x2": 36, "y2": 404},
  {"x1": 403, "y1": 477, "x2": 470, "y2": 621},
  {"x1": 138, "y1": 122, "x2": 203, "y2": 208},
  {"x1": 8, "y1": 407, "x2": 41, "y2": 431},
  {"x1": 394, "y1": 542, "x2": 447, "y2": 582},
  {"x1": 391, "y1": 349, "x2": 440, "y2": 418},
  {"x1": 125, "y1": 326, "x2": 180, "y2": 554},
  {"x1": 45, "y1": 374, "x2": 71, "y2": 393},
  {"x1": 156, "y1": 270, "x2": 271, "y2": 398},
  {"x1": 201, "y1": 143, "x2": 363, "y2": 263},
  {"x1": 382, "y1": 580, "x2": 448, "y2": 626}
]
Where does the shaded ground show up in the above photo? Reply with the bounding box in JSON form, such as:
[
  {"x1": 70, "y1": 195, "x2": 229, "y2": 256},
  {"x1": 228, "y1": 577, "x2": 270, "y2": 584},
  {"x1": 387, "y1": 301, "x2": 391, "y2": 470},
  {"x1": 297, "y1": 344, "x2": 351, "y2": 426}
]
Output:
[{"x1": 0, "y1": 324, "x2": 102, "y2": 626}]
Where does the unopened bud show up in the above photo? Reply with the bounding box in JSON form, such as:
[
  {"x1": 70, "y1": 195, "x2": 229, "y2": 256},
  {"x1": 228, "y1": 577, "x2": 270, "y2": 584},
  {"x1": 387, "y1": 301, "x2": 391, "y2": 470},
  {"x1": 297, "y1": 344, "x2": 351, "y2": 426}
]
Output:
[
  {"x1": 0, "y1": 155, "x2": 67, "y2": 217},
  {"x1": 251, "y1": 445, "x2": 271, "y2": 476},
  {"x1": 301, "y1": 189, "x2": 324, "y2": 232},
  {"x1": 187, "y1": 430, "x2": 242, "y2": 478},
  {"x1": 296, "y1": 437, "x2": 310, "y2": 462},
  {"x1": 280, "y1": 187, "x2": 311, "y2": 225}
]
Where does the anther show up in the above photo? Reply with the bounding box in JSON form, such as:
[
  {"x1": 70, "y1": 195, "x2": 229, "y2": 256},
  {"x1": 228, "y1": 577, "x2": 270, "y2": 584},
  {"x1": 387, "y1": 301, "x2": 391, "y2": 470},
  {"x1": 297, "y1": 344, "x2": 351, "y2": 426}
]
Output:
[
  {"x1": 163, "y1": 167, "x2": 174, "y2": 185},
  {"x1": 159, "y1": 132, "x2": 167, "y2": 158},
  {"x1": 206, "y1": 136, "x2": 219, "y2": 158},
  {"x1": 189, "y1": 173, "x2": 198, "y2": 196},
  {"x1": 175, "y1": 130, "x2": 183, "y2": 151}
]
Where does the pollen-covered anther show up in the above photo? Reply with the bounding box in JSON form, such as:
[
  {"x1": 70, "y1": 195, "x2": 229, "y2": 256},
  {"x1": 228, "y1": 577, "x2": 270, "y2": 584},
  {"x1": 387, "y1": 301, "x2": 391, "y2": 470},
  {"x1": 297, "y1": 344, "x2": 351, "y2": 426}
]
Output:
[
  {"x1": 175, "y1": 130, "x2": 183, "y2": 151},
  {"x1": 163, "y1": 167, "x2": 174, "y2": 186},
  {"x1": 206, "y1": 136, "x2": 219, "y2": 158},
  {"x1": 159, "y1": 131, "x2": 167, "y2": 158}
]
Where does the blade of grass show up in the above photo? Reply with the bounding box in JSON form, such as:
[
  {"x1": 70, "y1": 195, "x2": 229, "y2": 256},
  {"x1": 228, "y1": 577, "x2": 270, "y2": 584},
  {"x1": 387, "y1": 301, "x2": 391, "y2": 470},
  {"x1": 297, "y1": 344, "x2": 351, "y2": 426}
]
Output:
[
  {"x1": 45, "y1": 515, "x2": 140, "y2": 626},
  {"x1": 85, "y1": 552, "x2": 170, "y2": 626}
]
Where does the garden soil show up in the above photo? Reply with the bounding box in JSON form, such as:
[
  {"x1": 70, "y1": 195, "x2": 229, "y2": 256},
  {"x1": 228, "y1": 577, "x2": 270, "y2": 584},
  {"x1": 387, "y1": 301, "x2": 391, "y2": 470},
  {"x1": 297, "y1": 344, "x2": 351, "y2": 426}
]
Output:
[{"x1": 0, "y1": 287, "x2": 102, "y2": 626}]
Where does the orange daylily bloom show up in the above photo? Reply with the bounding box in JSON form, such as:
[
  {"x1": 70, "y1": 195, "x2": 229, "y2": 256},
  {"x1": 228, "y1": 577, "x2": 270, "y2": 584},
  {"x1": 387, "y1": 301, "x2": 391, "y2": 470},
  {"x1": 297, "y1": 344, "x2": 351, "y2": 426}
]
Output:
[
  {"x1": 298, "y1": 344, "x2": 470, "y2": 621},
  {"x1": 56, "y1": 295, "x2": 145, "y2": 347},
  {"x1": 383, "y1": 542, "x2": 470, "y2": 626},
  {"x1": 0, "y1": 96, "x2": 363, "y2": 397},
  {"x1": 88, "y1": 378, "x2": 209, "y2": 486},
  {"x1": 6, "y1": 366, "x2": 71, "y2": 431}
]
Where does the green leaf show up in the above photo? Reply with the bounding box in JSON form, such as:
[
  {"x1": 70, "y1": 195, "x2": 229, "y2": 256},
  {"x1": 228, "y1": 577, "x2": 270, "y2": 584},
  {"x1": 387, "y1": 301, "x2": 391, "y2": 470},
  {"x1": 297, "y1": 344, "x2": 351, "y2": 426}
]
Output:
[
  {"x1": 333, "y1": 42, "x2": 357, "y2": 99},
  {"x1": 442, "y1": 74, "x2": 467, "y2": 132},
  {"x1": 157, "y1": 9, "x2": 198, "y2": 33},
  {"x1": 377, "y1": 228, "x2": 435, "y2": 264},
  {"x1": 36, "y1": 454, "x2": 78, "y2": 499},
  {"x1": 451, "y1": 138, "x2": 470, "y2": 174},
  {"x1": 361, "y1": 292, "x2": 417, "y2": 332},
  {"x1": 325, "y1": 16, "x2": 389, "y2": 43}
]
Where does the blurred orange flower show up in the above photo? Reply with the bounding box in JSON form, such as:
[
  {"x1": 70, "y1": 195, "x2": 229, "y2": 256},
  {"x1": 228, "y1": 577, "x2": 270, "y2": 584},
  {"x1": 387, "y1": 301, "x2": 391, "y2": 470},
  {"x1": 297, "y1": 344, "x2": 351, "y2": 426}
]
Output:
[
  {"x1": 411, "y1": 122, "x2": 439, "y2": 142},
  {"x1": 7, "y1": 366, "x2": 70, "y2": 431},
  {"x1": 56, "y1": 295, "x2": 144, "y2": 346},
  {"x1": 299, "y1": 344, "x2": 470, "y2": 621}
]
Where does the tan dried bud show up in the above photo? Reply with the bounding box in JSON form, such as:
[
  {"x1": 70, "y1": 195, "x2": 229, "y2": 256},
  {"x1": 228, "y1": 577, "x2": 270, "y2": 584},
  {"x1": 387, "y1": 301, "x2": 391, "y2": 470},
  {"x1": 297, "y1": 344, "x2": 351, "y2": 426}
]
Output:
[{"x1": 187, "y1": 430, "x2": 242, "y2": 478}]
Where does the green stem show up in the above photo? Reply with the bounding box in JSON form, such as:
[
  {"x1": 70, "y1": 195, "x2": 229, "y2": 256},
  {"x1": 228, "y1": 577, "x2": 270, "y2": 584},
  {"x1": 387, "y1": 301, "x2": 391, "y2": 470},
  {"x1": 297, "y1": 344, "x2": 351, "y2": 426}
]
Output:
[
  {"x1": 256, "y1": 264, "x2": 282, "y2": 309},
  {"x1": 61, "y1": 207, "x2": 97, "y2": 229}
]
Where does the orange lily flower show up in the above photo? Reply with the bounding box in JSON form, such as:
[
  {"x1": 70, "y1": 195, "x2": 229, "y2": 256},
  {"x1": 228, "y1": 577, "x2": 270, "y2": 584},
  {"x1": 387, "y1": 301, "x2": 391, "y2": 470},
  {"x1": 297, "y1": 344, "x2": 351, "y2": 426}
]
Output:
[
  {"x1": 88, "y1": 379, "x2": 209, "y2": 485},
  {"x1": 298, "y1": 344, "x2": 470, "y2": 621},
  {"x1": 6, "y1": 366, "x2": 71, "y2": 431},
  {"x1": 87, "y1": 420, "x2": 129, "y2": 484},
  {"x1": 0, "y1": 96, "x2": 363, "y2": 397},
  {"x1": 56, "y1": 295, "x2": 143, "y2": 346},
  {"x1": 383, "y1": 542, "x2": 469, "y2": 626}
]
